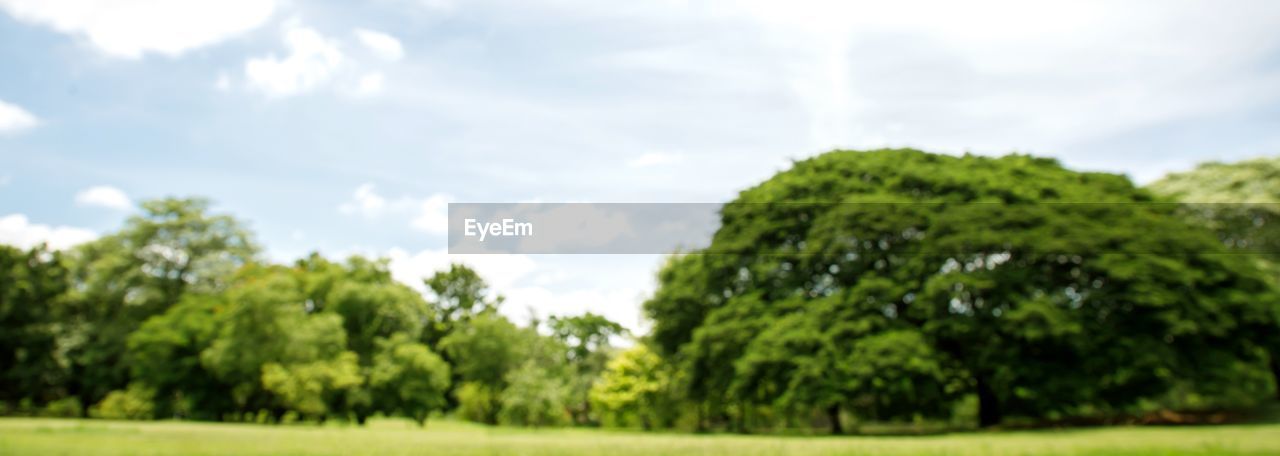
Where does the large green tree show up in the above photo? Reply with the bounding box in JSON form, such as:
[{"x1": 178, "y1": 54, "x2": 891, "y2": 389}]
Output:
[{"x1": 646, "y1": 149, "x2": 1278, "y2": 430}]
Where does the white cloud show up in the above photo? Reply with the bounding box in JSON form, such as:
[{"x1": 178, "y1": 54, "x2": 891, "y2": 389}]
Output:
[
  {"x1": 338, "y1": 183, "x2": 389, "y2": 217},
  {"x1": 355, "y1": 72, "x2": 385, "y2": 96},
  {"x1": 74, "y1": 185, "x2": 132, "y2": 210},
  {"x1": 410, "y1": 193, "x2": 450, "y2": 235},
  {"x1": 627, "y1": 152, "x2": 684, "y2": 168},
  {"x1": 338, "y1": 183, "x2": 451, "y2": 234},
  {"x1": 0, "y1": 214, "x2": 97, "y2": 250},
  {"x1": 0, "y1": 0, "x2": 274, "y2": 58},
  {"x1": 382, "y1": 247, "x2": 648, "y2": 331},
  {"x1": 245, "y1": 23, "x2": 344, "y2": 97},
  {"x1": 386, "y1": 247, "x2": 537, "y2": 294},
  {"x1": 503, "y1": 285, "x2": 646, "y2": 334},
  {"x1": 0, "y1": 99, "x2": 39, "y2": 134},
  {"x1": 354, "y1": 28, "x2": 404, "y2": 62}
]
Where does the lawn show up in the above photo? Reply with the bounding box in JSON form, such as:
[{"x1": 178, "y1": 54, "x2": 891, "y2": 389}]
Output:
[{"x1": 1, "y1": 418, "x2": 1278, "y2": 456}]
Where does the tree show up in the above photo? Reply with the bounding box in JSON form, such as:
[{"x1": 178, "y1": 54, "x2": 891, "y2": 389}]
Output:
[
  {"x1": 422, "y1": 264, "x2": 501, "y2": 347},
  {"x1": 498, "y1": 360, "x2": 571, "y2": 427},
  {"x1": 367, "y1": 333, "x2": 451, "y2": 426},
  {"x1": 441, "y1": 311, "x2": 572, "y2": 426},
  {"x1": 0, "y1": 245, "x2": 70, "y2": 407},
  {"x1": 548, "y1": 313, "x2": 627, "y2": 425},
  {"x1": 126, "y1": 295, "x2": 229, "y2": 419},
  {"x1": 287, "y1": 253, "x2": 437, "y2": 422},
  {"x1": 645, "y1": 149, "x2": 1278, "y2": 429},
  {"x1": 590, "y1": 345, "x2": 671, "y2": 429},
  {"x1": 439, "y1": 313, "x2": 525, "y2": 424},
  {"x1": 63, "y1": 197, "x2": 257, "y2": 409},
  {"x1": 325, "y1": 268, "x2": 431, "y2": 360},
  {"x1": 200, "y1": 265, "x2": 354, "y2": 419},
  {"x1": 1148, "y1": 156, "x2": 1280, "y2": 204},
  {"x1": 1148, "y1": 156, "x2": 1280, "y2": 399},
  {"x1": 261, "y1": 352, "x2": 363, "y2": 421}
]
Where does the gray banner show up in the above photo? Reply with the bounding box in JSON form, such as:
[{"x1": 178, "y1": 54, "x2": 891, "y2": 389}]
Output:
[{"x1": 448, "y1": 203, "x2": 1280, "y2": 255}]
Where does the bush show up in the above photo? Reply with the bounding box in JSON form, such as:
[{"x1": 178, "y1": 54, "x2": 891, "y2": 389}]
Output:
[
  {"x1": 498, "y1": 361, "x2": 570, "y2": 427},
  {"x1": 90, "y1": 385, "x2": 155, "y2": 420},
  {"x1": 42, "y1": 397, "x2": 83, "y2": 418},
  {"x1": 455, "y1": 382, "x2": 499, "y2": 424}
]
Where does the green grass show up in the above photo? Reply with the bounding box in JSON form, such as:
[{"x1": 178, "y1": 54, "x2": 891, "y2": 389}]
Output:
[{"x1": 1, "y1": 418, "x2": 1278, "y2": 455}]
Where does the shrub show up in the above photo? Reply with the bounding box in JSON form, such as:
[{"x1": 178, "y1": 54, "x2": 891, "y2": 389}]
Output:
[
  {"x1": 42, "y1": 397, "x2": 83, "y2": 418},
  {"x1": 91, "y1": 385, "x2": 155, "y2": 420},
  {"x1": 455, "y1": 382, "x2": 499, "y2": 424},
  {"x1": 498, "y1": 361, "x2": 570, "y2": 427}
]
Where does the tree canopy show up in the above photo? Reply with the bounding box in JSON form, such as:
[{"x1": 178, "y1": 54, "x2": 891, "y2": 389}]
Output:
[{"x1": 645, "y1": 149, "x2": 1279, "y2": 430}]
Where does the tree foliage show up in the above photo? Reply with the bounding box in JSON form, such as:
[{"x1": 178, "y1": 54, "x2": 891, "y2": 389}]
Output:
[
  {"x1": 368, "y1": 334, "x2": 451, "y2": 426},
  {"x1": 0, "y1": 245, "x2": 70, "y2": 406},
  {"x1": 645, "y1": 149, "x2": 1279, "y2": 429},
  {"x1": 62, "y1": 198, "x2": 257, "y2": 408},
  {"x1": 1148, "y1": 155, "x2": 1280, "y2": 399},
  {"x1": 590, "y1": 345, "x2": 671, "y2": 429}
]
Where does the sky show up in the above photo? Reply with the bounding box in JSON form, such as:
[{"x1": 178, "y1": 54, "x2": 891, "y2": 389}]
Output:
[{"x1": 2, "y1": 0, "x2": 1279, "y2": 332}]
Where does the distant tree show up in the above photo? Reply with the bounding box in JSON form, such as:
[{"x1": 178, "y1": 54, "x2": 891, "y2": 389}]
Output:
[
  {"x1": 440, "y1": 313, "x2": 523, "y2": 390},
  {"x1": 200, "y1": 265, "x2": 355, "y2": 419},
  {"x1": 126, "y1": 295, "x2": 229, "y2": 419},
  {"x1": 439, "y1": 313, "x2": 524, "y2": 424},
  {"x1": 367, "y1": 333, "x2": 451, "y2": 426},
  {"x1": 422, "y1": 264, "x2": 502, "y2": 347},
  {"x1": 0, "y1": 245, "x2": 70, "y2": 407},
  {"x1": 63, "y1": 197, "x2": 257, "y2": 409},
  {"x1": 1149, "y1": 156, "x2": 1280, "y2": 398},
  {"x1": 454, "y1": 382, "x2": 499, "y2": 424},
  {"x1": 498, "y1": 360, "x2": 571, "y2": 427},
  {"x1": 1148, "y1": 156, "x2": 1280, "y2": 203},
  {"x1": 261, "y1": 352, "x2": 363, "y2": 422},
  {"x1": 89, "y1": 384, "x2": 155, "y2": 420},
  {"x1": 590, "y1": 345, "x2": 671, "y2": 429},
  {"x1": 120, "y1": 250, "x2": 465, "y2": 424},
  {"x1": 548, "y1": 313, "x2": 627, "y2": 424},
  {"x1": 328, "y1": 280, "x2": 430, "y2": 359}
]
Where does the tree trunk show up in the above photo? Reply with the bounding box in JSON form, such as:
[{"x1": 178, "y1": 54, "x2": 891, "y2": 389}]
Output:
[
  {"x1": 827, "y1": 405, "x2": 842, "y2": 435},
  {"x1": 734, "y1": 401, "x2": 745, "y2": 433},
  {"x1": 977, "y1": 376, "x2": 1002, "y2": 428},
  {"x1": 1270, "y1": 352, "x2": 1280, "y2": 400}
]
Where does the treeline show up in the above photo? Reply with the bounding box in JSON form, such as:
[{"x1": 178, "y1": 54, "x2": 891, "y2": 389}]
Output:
[
  {"x1": 3, "y1": 149, "x2": 1280, "y2": 433},
  {"x1": 0, "y1": 199, "x2": 627, "y2": 426}
]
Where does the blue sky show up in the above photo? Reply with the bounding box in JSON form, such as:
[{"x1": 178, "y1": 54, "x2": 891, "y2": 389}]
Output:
[{"x1": 2, "y1": 0, "x2": 1279, "y2": 331}]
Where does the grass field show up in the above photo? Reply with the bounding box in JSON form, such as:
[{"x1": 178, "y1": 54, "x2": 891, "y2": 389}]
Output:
[{"x1": 2, "y1": 418, "x2": 1279, "y2": 456}]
